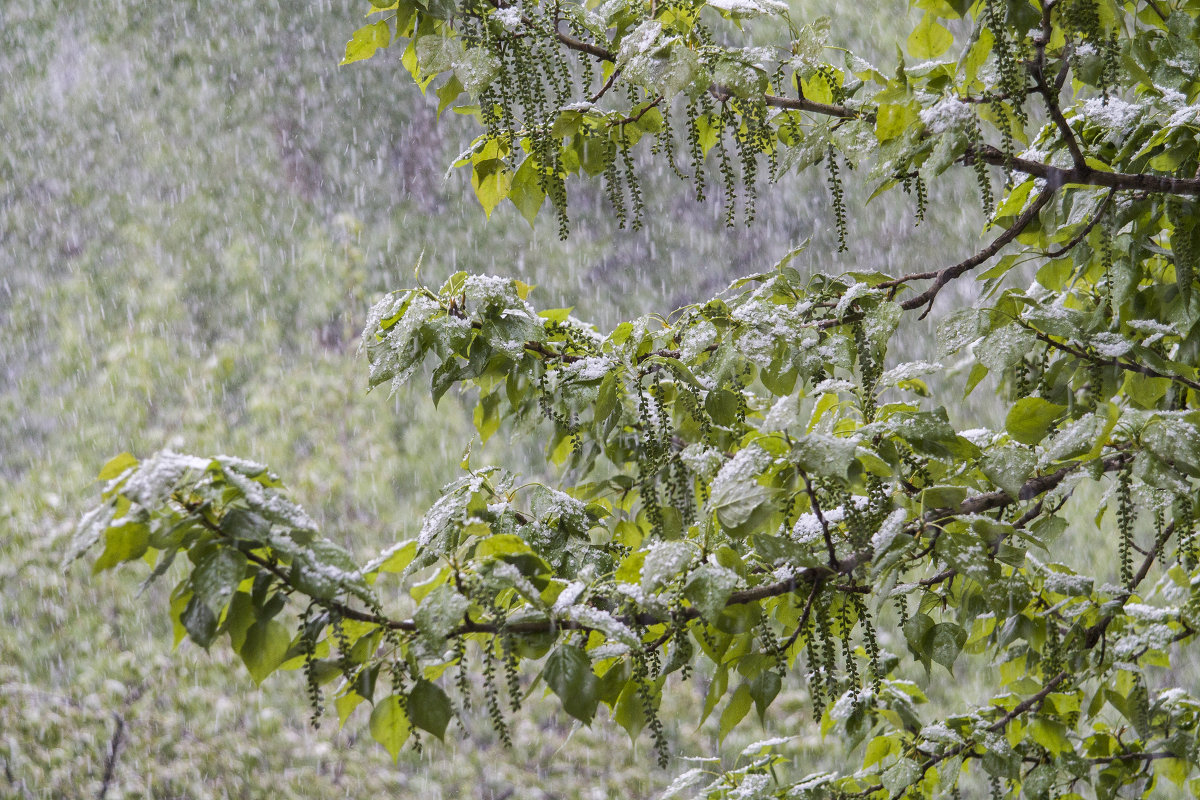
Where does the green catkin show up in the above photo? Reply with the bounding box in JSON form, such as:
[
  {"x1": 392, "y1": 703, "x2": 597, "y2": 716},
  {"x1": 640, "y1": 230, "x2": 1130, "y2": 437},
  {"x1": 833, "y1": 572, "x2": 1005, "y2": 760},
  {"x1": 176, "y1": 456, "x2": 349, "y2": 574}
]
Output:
[
  {"x1": 634, "y1": 653, "x2": 670, "y2": 768},
  {"x1": 1086, "y1": 358, "x2": 1104, "y2": 409},
  {"x1": 1101, "y1": 32, "x2": 1120, "y2": 100},
  {"x1": 989, "y1": 775, "x2": 1004, "y2": 800},
  {"x1": 495, "y1": 46, "x2": 517, "y2": 148},
  {"x1": 816, "y1": 64, "x2": 845, "y2": 105},
  {"x1": 1036, "y1": 348, "x2": 1052, "y2": 397},
  {"x1": 483, "y1": 637, "x2": 512, "y2": 747},
  {"x1": 668, "y1": 451, "x2": 693, "y2": 527},
  {"x1": 985, "y1": 0, "x2": 1027, "y2": 127},
  {"x1": 502, "y1": 634, "x2": 522, "y2": 713},
  {"x1": 453, "y1": 635, "x2": 472, "y2": 711},
  {"x1": 645, "y1": 639, "x2": 663, "y2": 681},
  {"x1": 331, "y1": 610, "x2": 353, "y2": 676},
  {"x1": 550, "y1": 149, "x2": 570, "y2": 240},
  {"x1": 603, "y1": 139, "x2": 628, "y2": 228},
  {"x1": 839, "y1": 597, "x2": 861, "y2": 706},
  {"x1": 735, "y1": 100, "x2": 767, "y2": 225},
  {"x1": 967, "y1": 111, "x2": 995, "y2": 217},
  {"x1": 513, "y1": 36, "x2": 539, "y2": 135},
  {"x1": 894, "y1": 594, "x2": 910, "y2": 628},
  {"x1": 853, "y1": 321, "x2": 879, "y2": 422},
  {"x1": 816, "y1": 595, "x2": 839, "y2": 699},
  {"x1": 1015, "y1": 358, "x2": 1031, "y2": 398},
  {"x1": 988, "y1": 92, "x2": 1015, "y2": 185},
  {"x1": 1130, "y1": 678, "x2": 1151, "y2": 735},
  {"x1": 300, "y1": 604, "x2": 323, "y2": 727},
  {"x1": 1044, "y1": 613, "x2": 1063, "y2": 679},
  {"x1": 620, "y1": 132, "x2": 645, "y2": 231},
  {"x1": 546, "y1": 22, "x2": 572, "y2": 108},
  {"x1": 1177, "y1": 496, "x2": 1196, "y2": 570},
  {"x1": 1117, "y1": 460, "x2": 1135, "y2": 588},
  {"x1": 654, "y1": 104, "x2": 689, "y2": 181},
  {"x1": 640, "y1": 378, "x2": 662, "y2": 456},
  {"x1": 758, "y1": 614, "x2": 787, "y2": 679},
  {"x1": 537, "y1": 371, "x2": 578, "y2": 442},
  {"x1": 717, "y1": 105, "x2": 738, "y2": 227},
  {"x1": 804, "y1": 615, "x2": 825, "y2": 721},
  {"x1": 686, "y1": 99, "x2": 707, "y2": 202},
  {"x1": 1100, "y1": 211, "x2": 1116, "y2": 319},
  {"x1": 565, "y1": 18, "x2": 595, "y2": 89},
  {"x1": 637, "y1": 380, "x2": 665, "y2": 535},
  {"x1": 914, "y1": 171, "x2": 927, "y2": 223},
  {"x1": 1170, "y1": 200, "x2": 1196, "y2": 300},
  {"x1": 851, "y1": 594, "x2": 882, "y2": 693},
  {"x1": 1155, "y1": 501, "x2": 1169, "y2": 568},
  {"x1": 826, "y1": 145, "x2": 848, "y2": 251},
  {"x1": 841, "y1": 488, "x2": 871, "y2": 551}
]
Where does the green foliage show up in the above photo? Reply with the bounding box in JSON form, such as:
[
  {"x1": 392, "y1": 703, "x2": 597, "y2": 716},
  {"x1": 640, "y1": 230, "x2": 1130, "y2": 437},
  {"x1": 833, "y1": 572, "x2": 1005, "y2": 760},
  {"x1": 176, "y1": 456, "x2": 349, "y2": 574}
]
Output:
[{"x1": 70, "y1": 0, "x2": 1200, "y2": 798}]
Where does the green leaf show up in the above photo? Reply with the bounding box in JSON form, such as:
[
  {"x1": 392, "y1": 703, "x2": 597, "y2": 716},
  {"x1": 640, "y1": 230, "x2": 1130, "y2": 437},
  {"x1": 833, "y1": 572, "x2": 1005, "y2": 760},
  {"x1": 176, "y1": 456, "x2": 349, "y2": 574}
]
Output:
[
  {"x1": 414, "y1": 584, "x2": 470, "y2": 645},
  {"x1": 882, "y1": 758, "x2": 921, "y2": 796},
  {"x1": 976, "y1": 324, "x2": 1037, "y2": 373},
  {"x1": 907, "y1": 12, "x2": 952, "y2": 58},
  {"x1": 1005, "y1": 397, "x2": 1066, "y2": 446},
  {"x1": 1042, "y1": 408, "x2": 1117, "y2": 463},
  {"x1": 408, "y1": 680, "x2": 453, "y2": 740},
  {"x1": 92, "y1": 521, "x2": 150, "y2": 573},
  {"x1": 98, "y1": 452, "x2": 138, "y2": 481},
  {"x1": 920, "y1": 485, "x2": 968, "y2": 509},
  {"x1": 191, "y1": 548, "x2": 247, "y2": 617},
  {"x1": 471, "y1": 157, "x2": 513, "y2": 218},
  {"x1": 240, "y1": 619, "x2": 291, "y2": 685},
  {"x1": 936, "y1": 308, "x2": 988, "y2": 356},
  {"x1": 475, "y1": 533, "x2": 535, "y2": 559},
  {"x1": 793, "y1": 434, "x2": 858, "y2": 480},
  {"x1": 181, "y1": 594, "x2": 218, "y2": 648},
  {"x1": 981, "y1": 446, "x2": 1036, "y2": 498},
  {"x1": 705, "y1": 389, "x2": 740, "y2": 426},
  {"x1": 509, "y1": 157, "x2": 545, "y2": 228},
  {"x1": 718, "y1": 683, "x2": 753, "y2": 742},
  {"x1": 543, "y1": 644, "x2": 600, "y2": 724},
  {"x1": 928, "y1": 622, "x2": 966, "y2": 670},
  {"x1": 614, "y1": 678, "x2": 657, "y2": 741},
  {"x1": 1028, "y1": 716, "x2": 1072, "y2": 755},
  {"x1": 902, "y1": 612, "x2": 935, "y2": 674},
  {"x1": 341, "y1": 20, "x2": 391, "y2": 65},
  {"x1": 335, "y1": 689, "x2": 368, "y2": 728},
  {"x1": 369, "y1": 694, "x2": 411, "y2": 761},
  {"x1": 683, "y1": 564, "x2": 739, "y2": 622}
]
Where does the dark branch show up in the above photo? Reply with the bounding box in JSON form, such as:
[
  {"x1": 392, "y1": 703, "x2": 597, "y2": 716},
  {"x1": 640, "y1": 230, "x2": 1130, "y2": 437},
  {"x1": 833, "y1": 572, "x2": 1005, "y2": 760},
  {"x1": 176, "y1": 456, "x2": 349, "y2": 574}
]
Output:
[
  {"x1": 898, "y1": 190, "x2": 1055, "y2": 317},
  {"x1": 1018, "y1": 321, "x2": 1200, "y2": 393}
]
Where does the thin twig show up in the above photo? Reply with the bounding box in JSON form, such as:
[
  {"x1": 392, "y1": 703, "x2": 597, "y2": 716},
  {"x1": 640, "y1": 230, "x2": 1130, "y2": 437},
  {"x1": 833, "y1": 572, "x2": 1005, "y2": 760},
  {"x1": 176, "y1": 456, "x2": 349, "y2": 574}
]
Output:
[
  {"x1": 801, "y1": 470, "x2": 840, "y2": 568},
  {"x1": 780, "y1": 579, "x2": 825, "y2": 653},
  {"x1": 1018, "y1": 321, "x2": 1200, "y2": 393},
  {"x1": 1044, "y1": 188, "x2": 1116, "y2": 257}
]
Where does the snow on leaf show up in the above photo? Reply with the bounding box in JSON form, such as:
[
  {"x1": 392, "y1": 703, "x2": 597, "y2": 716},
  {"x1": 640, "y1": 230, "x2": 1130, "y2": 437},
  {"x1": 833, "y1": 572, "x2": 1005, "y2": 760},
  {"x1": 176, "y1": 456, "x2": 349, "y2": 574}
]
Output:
[
  {"x1": 564, "y1": 604, "x2": 641, "y2": 648},
  {"x1": 641, "y1": 541, "x2": 695, "y2": 592},
  {"x1": 706, "y1": 0, "x2": 788, "y2": 17},
  {"x1": 659, "y1": 767, "x2": 709, "y2": 800}
]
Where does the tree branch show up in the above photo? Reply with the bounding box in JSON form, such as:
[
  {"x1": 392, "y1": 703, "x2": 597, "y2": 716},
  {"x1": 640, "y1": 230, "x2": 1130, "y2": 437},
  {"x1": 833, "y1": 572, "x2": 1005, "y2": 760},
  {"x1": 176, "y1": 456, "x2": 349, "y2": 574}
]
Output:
[
  {"x1": 1033, "y1": 0, "x2": 1085, "y2": 170},
  {"x1": 971, "y1": 143, "x2": 1200, "y2": 195},
  {"x1": 1018, "y1": 321, "x2": 1200, "y2": 393},
  {"x1": 800, "y1": 469, "x2": 839, "y2": 568},
  {"x1": 897, "y1": 189, "x2": 1055, "y2": 317}
]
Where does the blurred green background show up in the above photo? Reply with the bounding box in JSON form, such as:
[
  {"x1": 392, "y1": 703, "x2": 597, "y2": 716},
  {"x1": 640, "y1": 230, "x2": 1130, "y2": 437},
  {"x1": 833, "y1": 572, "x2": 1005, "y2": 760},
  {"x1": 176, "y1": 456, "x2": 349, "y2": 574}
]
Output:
[{"x1": 0, "y1": 0, "x2": 999, "y2": 796}]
